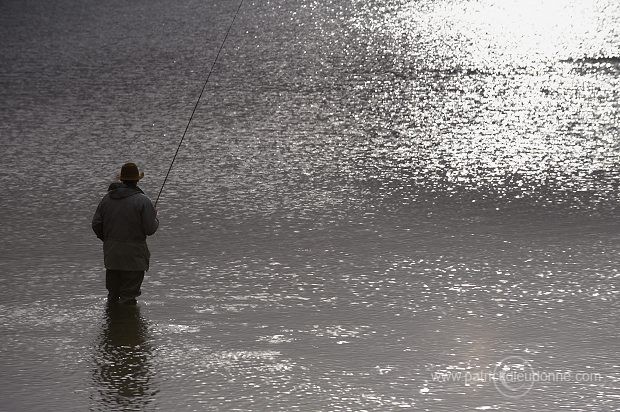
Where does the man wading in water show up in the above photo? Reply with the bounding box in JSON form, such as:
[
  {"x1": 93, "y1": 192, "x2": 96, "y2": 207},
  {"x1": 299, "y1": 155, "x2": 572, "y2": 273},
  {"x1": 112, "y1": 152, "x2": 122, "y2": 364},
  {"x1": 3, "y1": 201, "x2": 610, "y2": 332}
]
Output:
[{"x1": 92, "y1": 163, "x2": 159, "y2": 305}]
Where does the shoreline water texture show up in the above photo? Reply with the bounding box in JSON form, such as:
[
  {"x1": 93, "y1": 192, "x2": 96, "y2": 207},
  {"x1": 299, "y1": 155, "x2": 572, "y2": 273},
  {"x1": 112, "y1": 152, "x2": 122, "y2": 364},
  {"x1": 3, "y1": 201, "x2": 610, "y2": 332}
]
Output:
[{"x1": 2, "y1": 0, "x2": 620, "y2": 410}]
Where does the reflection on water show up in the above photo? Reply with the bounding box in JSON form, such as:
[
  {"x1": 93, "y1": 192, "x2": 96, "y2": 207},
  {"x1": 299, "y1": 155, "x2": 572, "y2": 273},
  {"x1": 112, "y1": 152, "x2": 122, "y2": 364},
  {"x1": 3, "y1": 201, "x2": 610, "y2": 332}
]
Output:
[
  {"x1": 91, "y1": 305, "x2": 156, "y2": 411},
  {"x1": 344, "y1": 0, "x2": 620, "y2": 214}
]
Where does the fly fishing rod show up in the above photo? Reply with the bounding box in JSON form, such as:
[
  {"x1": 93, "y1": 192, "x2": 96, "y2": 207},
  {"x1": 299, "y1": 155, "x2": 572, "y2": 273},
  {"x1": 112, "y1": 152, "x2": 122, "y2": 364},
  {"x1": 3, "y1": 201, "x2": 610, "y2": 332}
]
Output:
[{"x1": 154, "y1": 0, "x2": 245, "y2": 208}]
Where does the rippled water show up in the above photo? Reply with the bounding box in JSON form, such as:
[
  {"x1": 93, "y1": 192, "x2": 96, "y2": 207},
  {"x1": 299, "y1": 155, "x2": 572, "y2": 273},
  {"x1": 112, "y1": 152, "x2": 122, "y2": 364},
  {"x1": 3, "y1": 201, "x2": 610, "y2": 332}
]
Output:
[{"x1": 1, "y1": 0, "x2": 620, "y2": 410}]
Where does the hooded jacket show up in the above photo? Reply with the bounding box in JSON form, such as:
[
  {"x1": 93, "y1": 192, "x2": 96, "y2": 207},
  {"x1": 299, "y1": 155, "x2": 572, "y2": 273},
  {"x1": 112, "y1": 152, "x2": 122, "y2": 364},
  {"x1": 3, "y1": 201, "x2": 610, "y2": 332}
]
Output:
[{"x1": 92, "y1": 183, "x2": 159, "y2": 271}]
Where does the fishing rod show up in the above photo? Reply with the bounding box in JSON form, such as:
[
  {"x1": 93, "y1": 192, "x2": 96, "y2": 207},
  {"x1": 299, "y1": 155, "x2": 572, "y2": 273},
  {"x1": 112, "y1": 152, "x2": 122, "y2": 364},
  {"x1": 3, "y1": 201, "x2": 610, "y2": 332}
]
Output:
[{"x1": 154, "y1": 0, "x2": 245, "y2": 208}]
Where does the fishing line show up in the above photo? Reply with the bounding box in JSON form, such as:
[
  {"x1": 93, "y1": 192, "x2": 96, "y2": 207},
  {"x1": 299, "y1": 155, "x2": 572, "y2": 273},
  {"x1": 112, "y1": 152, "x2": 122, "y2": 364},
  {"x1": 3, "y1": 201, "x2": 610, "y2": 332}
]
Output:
[{"x1": 155, "y1": 0, "x2": 245, "y2": 207}]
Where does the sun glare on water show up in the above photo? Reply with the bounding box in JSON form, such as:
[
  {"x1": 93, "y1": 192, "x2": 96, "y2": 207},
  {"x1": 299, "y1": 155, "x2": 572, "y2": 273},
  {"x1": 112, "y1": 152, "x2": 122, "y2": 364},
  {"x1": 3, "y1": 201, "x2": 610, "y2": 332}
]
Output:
[
  {"x1": 388, "y1": 0, "x2": 619, "y2": 69},
  {"x1": 351, "y1": 0, "x2": 620, "y2": 206}
]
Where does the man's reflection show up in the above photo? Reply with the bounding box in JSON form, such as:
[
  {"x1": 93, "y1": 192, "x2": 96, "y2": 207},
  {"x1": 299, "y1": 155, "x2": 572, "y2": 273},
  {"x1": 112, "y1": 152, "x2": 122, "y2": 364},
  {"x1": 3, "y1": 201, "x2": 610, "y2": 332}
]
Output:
[{"x1": 92, "y1": 304, "x2": 156, "y2": 409}]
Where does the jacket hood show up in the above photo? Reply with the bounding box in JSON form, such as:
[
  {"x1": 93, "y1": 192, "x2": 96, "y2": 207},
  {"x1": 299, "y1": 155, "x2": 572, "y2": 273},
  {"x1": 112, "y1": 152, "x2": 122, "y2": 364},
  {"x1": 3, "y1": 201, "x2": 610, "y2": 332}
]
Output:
[{"x1": 108, "y1": 182, "x2": 144, "y2": 199}]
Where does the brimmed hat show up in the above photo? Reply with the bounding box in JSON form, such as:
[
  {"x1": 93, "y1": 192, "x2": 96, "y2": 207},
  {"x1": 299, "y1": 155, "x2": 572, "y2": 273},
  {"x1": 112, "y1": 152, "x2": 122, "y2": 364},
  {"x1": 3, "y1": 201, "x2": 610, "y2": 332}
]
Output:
[{"x1": 118, "y1": 162, "x2": 144, "y2": 181}]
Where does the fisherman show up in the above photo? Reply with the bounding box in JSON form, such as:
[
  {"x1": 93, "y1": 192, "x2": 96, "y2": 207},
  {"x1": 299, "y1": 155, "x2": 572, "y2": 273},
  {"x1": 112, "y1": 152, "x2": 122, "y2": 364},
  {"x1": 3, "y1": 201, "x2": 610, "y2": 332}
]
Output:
[{"x1": 92, "y1": 162, "x2": 159, "y2": 305}]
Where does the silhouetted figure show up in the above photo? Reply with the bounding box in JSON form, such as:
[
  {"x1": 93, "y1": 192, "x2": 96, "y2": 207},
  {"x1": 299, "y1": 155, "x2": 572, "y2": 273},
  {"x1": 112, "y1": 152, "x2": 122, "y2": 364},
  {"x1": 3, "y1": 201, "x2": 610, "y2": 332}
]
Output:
[
  {"x1": 92, "y1": 163, "x2": 159, "y2": 305},
  {"x1": 92, "y1": 305, "x2": 155, "y2": 410}
]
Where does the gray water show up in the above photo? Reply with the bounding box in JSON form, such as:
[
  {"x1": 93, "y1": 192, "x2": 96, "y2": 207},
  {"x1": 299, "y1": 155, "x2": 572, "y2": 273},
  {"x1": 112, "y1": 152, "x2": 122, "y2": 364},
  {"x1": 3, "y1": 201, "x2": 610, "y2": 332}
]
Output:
[{"x1": 1, "y1": 0, "x2": 620, "y2": 410}]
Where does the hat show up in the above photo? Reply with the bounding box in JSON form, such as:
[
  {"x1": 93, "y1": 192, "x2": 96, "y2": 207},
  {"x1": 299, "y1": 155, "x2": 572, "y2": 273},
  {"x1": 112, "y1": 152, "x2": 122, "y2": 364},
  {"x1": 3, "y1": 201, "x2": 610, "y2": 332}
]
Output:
[{"x1": 118, "y1": 162, "x2": 144, "y2": 181}]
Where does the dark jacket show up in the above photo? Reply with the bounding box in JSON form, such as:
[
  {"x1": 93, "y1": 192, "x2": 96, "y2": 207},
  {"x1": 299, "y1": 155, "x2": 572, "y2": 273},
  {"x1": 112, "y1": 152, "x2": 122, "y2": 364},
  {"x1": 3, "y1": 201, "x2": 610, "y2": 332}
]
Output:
[{"x1": 92, "y1": 183, "x2": 159, "y2": 271}]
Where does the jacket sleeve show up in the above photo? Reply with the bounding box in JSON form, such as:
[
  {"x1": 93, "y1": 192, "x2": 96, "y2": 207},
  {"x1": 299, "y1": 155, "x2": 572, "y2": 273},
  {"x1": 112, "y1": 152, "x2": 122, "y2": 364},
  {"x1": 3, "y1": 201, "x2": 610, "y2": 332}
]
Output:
[
  {"x1": 92, "y1": 200, "x2": 105, "y2": 241},
  {"x1": 142, "y1": 197, "x2": 159, "y2": 236}
]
